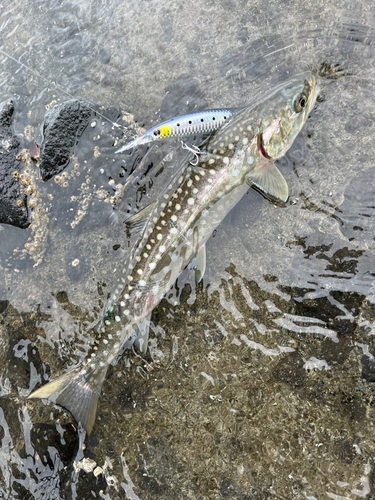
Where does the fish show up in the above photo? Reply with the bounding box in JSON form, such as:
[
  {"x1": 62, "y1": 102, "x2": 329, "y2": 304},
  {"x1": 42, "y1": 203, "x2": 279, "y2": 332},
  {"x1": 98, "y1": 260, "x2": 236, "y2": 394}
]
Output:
[
  {"x1": 28, "y1": 70, "x2": 320, "y2": 434},
  {"x1": 115, "y1": 108, "x2": 241, "y2": 153}
]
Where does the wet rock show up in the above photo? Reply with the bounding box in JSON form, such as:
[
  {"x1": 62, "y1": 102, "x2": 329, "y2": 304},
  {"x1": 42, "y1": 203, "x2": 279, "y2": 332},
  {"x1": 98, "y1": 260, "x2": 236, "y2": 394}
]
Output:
[
  {"x1": 30, "y1": 423, "x2": 77, "y2": 466},
  {"x1": 39, "y1": 99, "x2": 92, "y2": 181},
  {"x1": 0, "y1": 99, "x2": 28, "y2": 229}
]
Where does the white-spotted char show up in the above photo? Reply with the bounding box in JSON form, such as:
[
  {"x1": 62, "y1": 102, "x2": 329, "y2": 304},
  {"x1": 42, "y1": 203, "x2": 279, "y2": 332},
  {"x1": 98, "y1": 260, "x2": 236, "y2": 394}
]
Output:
[{"x1": 28, "y1": 71, "x2": 320, "y2": 434}]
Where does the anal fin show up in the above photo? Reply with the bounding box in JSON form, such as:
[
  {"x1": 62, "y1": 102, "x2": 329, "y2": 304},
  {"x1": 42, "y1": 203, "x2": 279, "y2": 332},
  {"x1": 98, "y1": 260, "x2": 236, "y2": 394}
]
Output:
[
  {"x1": 188, "y1": 244, "x2": 206, "y2": 282},
  {"x1": 134, "y1": 314, "x2": 151, "y2": 354}
]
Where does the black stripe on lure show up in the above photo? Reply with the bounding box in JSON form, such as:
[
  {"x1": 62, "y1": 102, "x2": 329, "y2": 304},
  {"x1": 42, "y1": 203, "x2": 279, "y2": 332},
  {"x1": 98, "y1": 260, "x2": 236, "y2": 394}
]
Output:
[{"x1": 115, "y1": 108, "x2": 241, "y2": 153}]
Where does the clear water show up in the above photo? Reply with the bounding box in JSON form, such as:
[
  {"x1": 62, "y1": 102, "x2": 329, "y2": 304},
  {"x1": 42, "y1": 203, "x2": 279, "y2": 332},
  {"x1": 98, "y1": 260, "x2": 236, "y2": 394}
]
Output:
[{"x1": 1, "y1": 0, "x2": 375, "y2": 498}]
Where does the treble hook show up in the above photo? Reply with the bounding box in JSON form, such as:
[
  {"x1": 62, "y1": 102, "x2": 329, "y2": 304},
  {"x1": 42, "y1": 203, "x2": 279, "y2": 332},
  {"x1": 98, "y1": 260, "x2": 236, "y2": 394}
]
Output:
[{"x1": 180, "y1": 141, "x2": 201, "y2": 166}]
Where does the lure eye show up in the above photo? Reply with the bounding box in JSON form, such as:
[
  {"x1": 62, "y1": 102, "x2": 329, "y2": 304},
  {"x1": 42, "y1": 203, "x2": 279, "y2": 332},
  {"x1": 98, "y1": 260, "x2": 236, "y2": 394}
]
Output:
[
  {"x1": 294, "y1": 93, "x2": 308, "y2": 113},
  {"x1": 153, "y1": 129, "x2": 161, "y2": 137}
]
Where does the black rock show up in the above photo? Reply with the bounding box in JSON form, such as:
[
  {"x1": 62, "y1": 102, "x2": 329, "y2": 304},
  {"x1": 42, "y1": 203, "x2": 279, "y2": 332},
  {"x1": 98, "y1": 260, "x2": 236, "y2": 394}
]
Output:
[
  {"x1": 0, "y1": 99, "x2": 28, "y2": 229},
  {"x1": 39, "y1": 99, "x2": 92, "y2": 181}
]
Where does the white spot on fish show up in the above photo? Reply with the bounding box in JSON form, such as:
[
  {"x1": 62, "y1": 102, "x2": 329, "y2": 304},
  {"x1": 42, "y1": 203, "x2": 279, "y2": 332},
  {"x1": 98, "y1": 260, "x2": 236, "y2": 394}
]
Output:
[
  {"x1": 157, "y1": 233, "x2": 163, "y2": 240},
  {"x1": 228, "y1": 144, "x2": 234, "y2": 150},
  {"x1": 195, "y1": 175, "x2": 200, "y2": 181},
  {"x1": 187, "y1": 198, "x2": 194, "y2": 205},
  {"x1": 208, "y1": 159, "x2": 215, "y2": 165},
  {"x1": 136, "y1": 256, "x2": 141, "y2": 262},
  {"x1": 115, "y1": 316, "x2": 120, "y2": 322},
  {"x1": 159, "y1": 245, "x2": 166, "y2": 253},
  {"x1": 223, "y1": 157, "x2": 229, "y2": 164},
  {"x1": 242, "y1": 137, "x2": 248, "y2": 145},
  {"x1": 187, "y1": 179, "x2": 193, "y2": 187},
  {"x1": 137, "y1": 269, "x2": 143, "y2": 275},
  {"x1": 171, "y1": 214, "x2": 178, "y2": 221},
  {"x1": 139, "y1": 280, "x2": 146, "y2": 286},
  {"x1": 235, "y1": 135, "x2": 239, "y2": 141},
  {"x1": 247, "y1": 156, "x2": 254, "y2": 165},
  {"x1": 163, "y1": 194, "x2": 169, "y2": 199},
  {"x1": 128, "y1": 276, "x2": 133, "y2": 281},
  {"x1": 209, "y1": 169, "x2": 215, "y2": 175},
  {"x1": 175, "y1": 205, "x2": 181, "y2": 211},
  {"x1": 149, "y1": 262, "x2": 156, "y2": 269},
  {"x1": 146, "y1": 244, "x2": 151, "y2": 250},
  {"x1": 143, "y1": 253, "x2": 148, "y2": 258},
  {"x1": 103, "y1": 339, "x2": 108, "y2": 344},
  {"x1": 120, "y1": 301, "x2": 125, "y2": 307}
]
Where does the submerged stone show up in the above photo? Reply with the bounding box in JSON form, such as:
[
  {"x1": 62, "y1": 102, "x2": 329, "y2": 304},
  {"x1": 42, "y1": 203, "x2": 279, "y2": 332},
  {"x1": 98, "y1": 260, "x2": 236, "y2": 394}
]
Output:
[
  {"x1": 0, "y1": 99, "x2": 28, "y2": 229},
  {"x1": 39, "y1": 99, "x2": 92, "y2": 181}
]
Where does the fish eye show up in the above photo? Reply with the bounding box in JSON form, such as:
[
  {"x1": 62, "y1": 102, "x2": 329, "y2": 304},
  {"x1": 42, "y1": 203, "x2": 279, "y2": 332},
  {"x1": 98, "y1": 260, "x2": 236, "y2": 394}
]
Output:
[
  {"x1": 294, "y1": 93, "x2": 308, "y2": 113},
  {"x1": 153, "y1": 129, "x2": 161, "y2": 136}
]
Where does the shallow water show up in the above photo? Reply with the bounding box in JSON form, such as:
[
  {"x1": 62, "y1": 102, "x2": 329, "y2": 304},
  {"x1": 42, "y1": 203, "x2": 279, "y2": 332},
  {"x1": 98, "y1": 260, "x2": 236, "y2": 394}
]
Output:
[{"x1": 1, "y1": 0, "x2": 375, "y2": 498}]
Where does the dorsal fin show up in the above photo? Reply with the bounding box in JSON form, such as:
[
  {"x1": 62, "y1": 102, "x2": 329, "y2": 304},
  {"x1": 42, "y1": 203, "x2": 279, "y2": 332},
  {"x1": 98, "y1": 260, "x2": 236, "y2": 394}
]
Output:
[
  {"x1": 124, "y1": 201, "x2": 157, "y2": 237},
  {"x1": 246, "y1": 160, "x2": 288, "y2": 202}
]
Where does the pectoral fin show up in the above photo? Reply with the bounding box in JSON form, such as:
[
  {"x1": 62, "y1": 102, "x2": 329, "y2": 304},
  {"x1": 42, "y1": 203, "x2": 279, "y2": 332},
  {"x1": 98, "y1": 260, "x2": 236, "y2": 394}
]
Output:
[
  {"x1": 125, "y1": 201, "x2": 157, "y2": 237},
  {"x1": 134, "y1": 314, "x2": 151, "y2": 354},
  {"x1": 246, "y1": 161, "x2": 288, "y2": 202}
]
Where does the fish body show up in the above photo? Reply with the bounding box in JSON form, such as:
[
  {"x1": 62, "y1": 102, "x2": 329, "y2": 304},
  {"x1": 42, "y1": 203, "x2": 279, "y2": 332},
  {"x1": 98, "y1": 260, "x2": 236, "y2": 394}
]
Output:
[
  {"x1": 29, "y1": 71, "x2": 320, "y2": 434},
  {"x1": 115, "y1": 108, "x2": 241, "y2": 153}
]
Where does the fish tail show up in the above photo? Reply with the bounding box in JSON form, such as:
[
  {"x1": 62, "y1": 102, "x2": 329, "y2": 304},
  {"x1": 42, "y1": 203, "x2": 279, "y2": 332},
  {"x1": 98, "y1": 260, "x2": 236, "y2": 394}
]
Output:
[{"x1": 28, "y1": 361, "x2": 108, "y2": 434}]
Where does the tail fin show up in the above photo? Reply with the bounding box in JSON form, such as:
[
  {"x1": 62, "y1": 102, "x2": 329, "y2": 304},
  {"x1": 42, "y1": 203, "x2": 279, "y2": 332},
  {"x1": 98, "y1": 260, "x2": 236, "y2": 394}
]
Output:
[{"x1": 28, "y1": 361, "x2": 108, "y2": 434}]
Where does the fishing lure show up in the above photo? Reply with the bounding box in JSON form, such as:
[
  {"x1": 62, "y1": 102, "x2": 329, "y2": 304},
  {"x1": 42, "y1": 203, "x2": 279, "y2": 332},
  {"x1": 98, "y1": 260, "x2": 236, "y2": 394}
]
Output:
[{"x1": 115, "y1": 108, "x2": 241, "y2": 153}]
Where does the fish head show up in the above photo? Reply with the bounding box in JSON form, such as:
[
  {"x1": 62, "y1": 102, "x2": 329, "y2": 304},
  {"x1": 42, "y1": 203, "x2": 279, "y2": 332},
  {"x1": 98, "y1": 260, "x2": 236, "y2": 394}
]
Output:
[{"x1": 260, "y1": 70, "x2": 320, "y2": 160}]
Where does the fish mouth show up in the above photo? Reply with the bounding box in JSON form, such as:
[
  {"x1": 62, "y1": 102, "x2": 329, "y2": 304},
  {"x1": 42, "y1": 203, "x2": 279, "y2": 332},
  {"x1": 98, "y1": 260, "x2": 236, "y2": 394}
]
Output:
[{"x1": 257, "y1": 130, "x2": 271, "y2": 160}]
